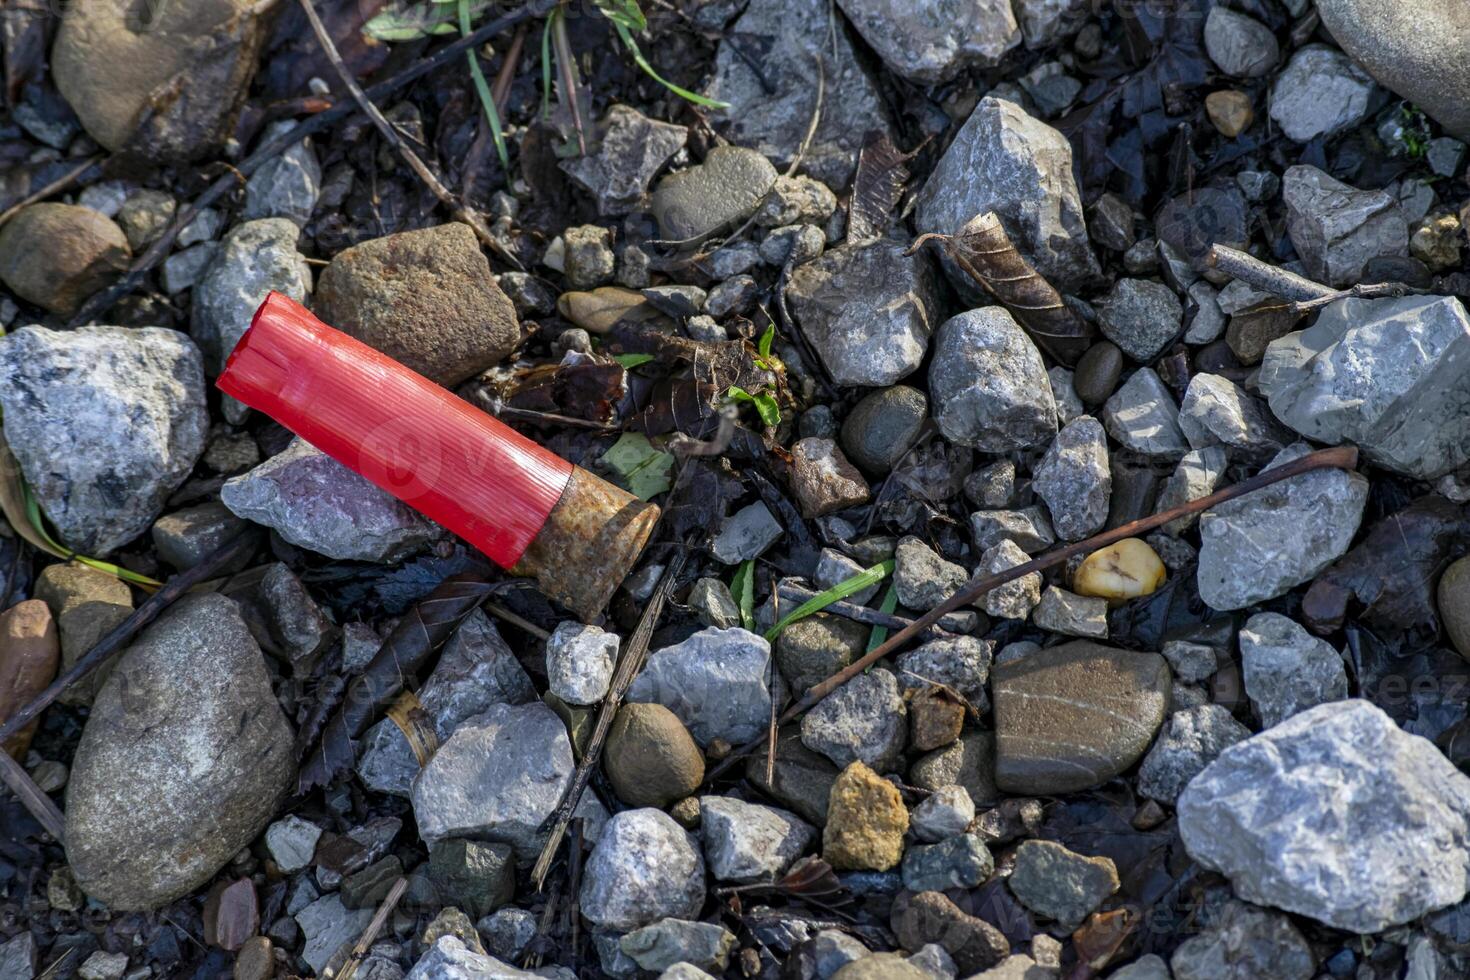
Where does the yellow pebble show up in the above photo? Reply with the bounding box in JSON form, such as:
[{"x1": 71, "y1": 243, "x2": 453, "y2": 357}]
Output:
[{"x1": 1073, "y1": 538, "x2": 1166, "y2": 605}]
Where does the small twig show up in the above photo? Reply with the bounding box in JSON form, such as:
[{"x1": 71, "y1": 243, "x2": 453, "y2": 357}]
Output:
[
  {"x1": 0, "y1": 532, "x2": 258, "y2": 748},
  {"x1": 333, "y1": 877, "x2": 408, "y2": 980},
  {"x1": 297, "y1": 0, "x2": 514, "y2": 263},
  {"x1": 0, "y1": 156, "x2": 102, "y2": 227},
  {"x1": 532, "y1": 551, "x2": 687, "y2": 889},
  {"x1": 67, "y1": 1, "x2": 542, "y2": 325},
  {"x1": 491, "y1": 24, "x2": 529, "y2": 113},
  {"x1": 0, "y1": 751, "x2": 63, "y2": 840},
  {"x1": 550, "y1": 10, "x2": 587, "y2": 156},
  {"x1": 706, "y1": 445, "x2": 1362, "y2": 780},
  {"x1": 484, "y1": 601, "x2": 551, "y2": 641},
  {"x1": 1204, "y1": 243, "x2": 1334, "y2": 302}
]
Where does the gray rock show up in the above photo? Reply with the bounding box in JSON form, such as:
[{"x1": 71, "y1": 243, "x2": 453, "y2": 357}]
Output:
[
  {"x1": 299, "y1": 894, "x2": 377, "y2": 975},
  {"x1": 0, "y1": 935, "x2": 34, "y2": 980},
  {"x1": 835, "y1": 0, "x2": 1018, "y2": 83},
  {"x1": 969, "y1": 507, "x2": 1056, "y2": 554},
  {"x1": 562, "y1": 105, "x2": 687, "y2": 216},
  {"x1": 1196, "y1": 443, "x2": 1368, "y2": 609},
  {"x1": 788, "y1": 238, "x2": 943, "y2": 387},
  {"x1": 1317, "y1": 0, "x2": 1470, "y2": 141},
  {"x1": 116, "y1": 190, "x2": 175, "y2": 250},
  {"x1": 806, "y1": 930, "x2": 869, "y2": 978},
  {"x1": 894, "y1": 536, "x2": 969, "y2": 611},
  {"x1": 161, "y1": 241, "x2": 218, "y2": 294},
  {"x1": 916, "y1": 97, "x2": 1099, "y2": 292},
  {"x1": 756, "y1": 175, "x2": 839, "y2": 228},
  {"x1": 902, "y1": 834, "x2": 994, "y2": 893},
  {"x1": 711, "y1": 501, "x2": 784, "y2": 564},
  {"x1": 545, "y1": 622, "x2": 617, "y2": 706},
  {"x1": 1008, "y1": 840, "x2": 1119, "y2": 931},
  {"x1": 705, "y1": 0, "x2": 890, "y2": 187},
  {"x1": 910, "y1": 786, "x2": 975, "y2": 845},
  {"x1": 1185, "y1": 281, "x2": 1226, "y2": 344},
  {"x1": 651, "y1": 145, "x2": 776, "y2": 241},
  {"x1": 407, "y1": 936, "x2": 540, "y2": 979},
  {"x1": 0, "y1": 325, "x2": 207, "y2": 555},
  {"x1": 1048, "y1": 366, "x2": 1085, "y2": 426},
  {"x1": 1269, "y1": 45, "x2": 1377, "y2": 142},
  {"x1": 759, "y1": 224, "x2": 825, "y2": 266},
  {"x1": 1169, "y1": 901, "x2": 1314, "y2": 980},
  {"x1": 359, "y1": 611, "x2": 534, "y2": 796},
  {"x1": 478, "y1": 908, "x2": 538, "y2": 961},
  {"x1": 1137, "y1": 705, "x2": 1251, "y2": 805},
  {"x1": 1203, "y1": 7, "x2": 1278, "y2": 78},
  {"x1": 266, "y1": 814, "x2": 322, "y2": 873},
  {"x1": 746, "y1": 731, "x2": 840, "y2": 825},
  {"x1": 929, "y1": 308, "x2": 1057, "y2": 452},
  {"x1": 561, "y1": 225, "x2": 615, "y2": 289},
  {"x1": 1283, "y1": 166, "x2": 1407, "y2": 287},
  {"x1": 65, "y1": 594, "x2": 293, "y2": 910},
  {"x1": 581, "y1": 809, "x2": 706, "y2": 931},
  {"x1": 1031, "y1": 586, "x2": 1108, "y2": 639},
  {"x1": 689, "y1": 577, "x2": 741, "y2": 630},
  {"x1": 1179, "y1": 699, "x2": 1470, "y2": 932},
  {"x1": 801, "y1": 668, "x2": 907, "y2": 770},
  {"x1": 705, "y1": 274, "x2": 758, "y2": 316},
  {"x1": 594, "y1": 931, "x2": 640, "y2": 978},
  {"x1": 911, "y1": 731, "x2": 1000, "y2": 807},
  {"x1": 1155, "y1": 447, "x2": 1228, "y2": 536},
  {"x1": 1160, "y1": 640, "x2": 1219, "y2": 684},
  {"x1": 242, "y1": 120, "x2": 321, "y2": 226},
  {"x1": 151, "y1": 500, "x2": 251, "y2": 571},
  {"x1": 1259, "y1": 295, "x2": 1470, "y2": 479},
  {"x1": 815, "y1": 548, "x2": 881, "y2": 605},
  {"x1": 1108, "y1": 955, "x2": 1170, "y2": 980},
  {"x1": 965, "y1": 461, "x2": 1017, "y2": 509},
  {"x1": 621, "y1": 919, "x2": 736, "y2": 974},
  {"x1": 1239, "y1": 612, "x2": 1348, "y2": 728},
  {"x1": 410, "y1": 702, "x2": 573, "y2": 857},
  {"x1": 1101, "y1": 368, "x2": 1189, "y2": 459},
  {"x1": 700, "y1": 796, "x2": 816, "y2": 882},
  {"x1": 222, "y1": 438, "x2": 441, "y2": 563},
  {"x1": 978, "y1": 540, "x2": 1041, "y2": 621},
  {"x1": 1033, "y1": 416, "x2": 1111, "y2": 541},
  {"x1": 1096, "y1": 279, "x2": 1183, "y2": 363},
  {"x1": 775, "y1": 614, "x2": 865, "y2": 694},
  {"x1": 191, "y1": 218, "x2": 311, "y2": 375},
  {"x1": 221, "y1": 561, "x2": 334, "y2": 672},
  {"x1": 627, "y1": 627, "x2": 784, "y2": 746},
  {"x1": 1177, "y1": 373, "x2": 1291, "y2": 462},
  {"x1": 894, "y1": 636, "x2": 992, "y2": 707},
  {"x1": 841, "y1": 386, "x2": 928, "y2": 474}
]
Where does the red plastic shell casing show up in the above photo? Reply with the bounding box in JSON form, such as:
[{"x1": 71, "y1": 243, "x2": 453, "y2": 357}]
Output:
[{"x1": 218, "y1": 291, "x2": 574, "y2": 569}]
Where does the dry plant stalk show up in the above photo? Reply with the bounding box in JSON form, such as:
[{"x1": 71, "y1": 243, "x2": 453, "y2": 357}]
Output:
[{"x1": 913, "y1": 211, "x2": 1093, "y2": 365}]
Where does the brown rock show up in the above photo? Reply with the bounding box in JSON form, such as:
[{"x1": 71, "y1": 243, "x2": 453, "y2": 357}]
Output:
[
  {"x1": 891, "y1": 890, "x2": 1008, "y2": 974},
  {"x1": 0, "y1": 204, "x2": 130, "y2": 314},
  {"x1": 35, "y1": 561, "x2": 134, "y2": 706},
  {"x1": 315, "y1": 224, "x2": 520, "y2": 386},
  {"x1": 909, "y1": 688, "x2": 965, "y2": 752},
  {"x1": 605, "y1": 702, "x2": 706, "y2": 808},
  {"x1": 822, "y1": 762, "x2": 907, "y2": 871},
  {"x1": 1205, "y1": 90, "x2": 1254, "y2": 137},
  {"x1": 745, "y1": 729, "x2": 839, "y2": 825},
  {"x1": 204, "y1": 878, "x2": 258, "y2": 951},
  {"x1": 1438, "y1": 555, "x2": 1470, "y2": 660},
  {"x1": 993, "y1": 641, "x2": 1170, "y2": 794},
  {"x1": 0, "y1": 600, "x2": 59, "y2": 759},
  {"x1": 53, "y1": 0, "x2": 267, "y2": 159},
  {"x1": 234, "y1": 936, "x2": 274, "y2": 980},
  {"x1": 790, "y1": 437, "x2": 871, "y2": 518}
]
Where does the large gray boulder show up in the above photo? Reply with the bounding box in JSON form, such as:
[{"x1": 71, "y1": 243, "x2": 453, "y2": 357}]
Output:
[
  {"x1": 1178, "y1": 700, "x2": 1470, "y2": 933},
  {"x1": 916, "y1": 97, "x2": 1099, "y2": 292},
  {"x1": 1316, "y1": 0, "x2": 1470, "y2": 140},
  {"x1": 1282, "y1": 166, "x2": 1407, "y2": 287},
  {"x1": 787, "y1": 237, "x2": 943, "y2": 387},
  {"x1": 222, "y1": 437, "x2": 441, "y2": 562},
  {"x1": 704, "y1": 0, "x2": 890, "y2": 187},
  {"x1": 358, "y1": 611, "x2": 535, "y2": 796},
  {"x1": 1032, "y1": 416, "x2": 1111, "y2": 541},
  {"x1": 834, "y1": 0, "x2": 1019, "y2": 83},
  {"x1": 410, "y1": 701, "x2": 573, "y2": 859},
  {"x1": 1268, "y1": 45, "x2": 1376, "y2": 142},
  {"x1": 0, "y1": 325, "x2": 207, "y2": 555},
  {"x1": 1196, "y1": 443, "x2": 1368, "y2": 610},
  {"x1": 928, "y1": 308, "x2": 1057, "y2": 452},
  {"x1": 1259, "y1": 295, "x2": 1470, "y2": 480},
  {"x1": 65, "y1": 594, "x2": 293, "y2": 910},
  {"x1": 581, "y1": 809, "x2": 706, "y2": 931},
  {"x1": 191, "y1": 219, "x2": 311, "y2": 375}
]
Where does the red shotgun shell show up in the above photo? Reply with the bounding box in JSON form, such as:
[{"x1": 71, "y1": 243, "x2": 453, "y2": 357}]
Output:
[{"x1": 218, "y1": 292, "x2": 574, "y2": 570}]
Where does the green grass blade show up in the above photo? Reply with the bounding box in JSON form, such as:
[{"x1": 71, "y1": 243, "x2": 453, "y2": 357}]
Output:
[
  {"x1": 864, "y1": 581, "x2": 900, "y2": 654},
  {"x1": 764, "y1": 560, "x2": 894, "y2": 643},
  {"x1": 459, "y1": 0, "x2": 510, "y2": 172},
  {"x1": 730, "y1": 559, "x2": 756, "y2": 631},
  {"x1": 540, "y1": 9, "x2": 556, "y2": 120},
  {"x1": 22, "y1": 483, "x2": 160, "y2": 589},
  {"x1": 610, "y1": 21, "x2": 729, "y2": 108}
]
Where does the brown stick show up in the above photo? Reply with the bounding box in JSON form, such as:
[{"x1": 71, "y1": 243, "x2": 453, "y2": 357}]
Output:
[
  {"x1": 0, "y1": 532, "x2": 258, "y2": 747},
  {"x1": 1204, "y1": 244, "x2": 1334, "y2": 302},
  {"x1": 334, "y1": 876, "x2": 408, "y2": 980},
  {"x1": 67, "y1": 1, "x2": 542, "y2": 326},
  {"x1": 296, "y1": 0, "x2": 513, "y2": 263},
  {"x1": 0, "y1": 749, "x2": 63, "y2": 840},
  {"x1": 0, "y1": 156, "x2": 102, "y2": 227},
  {"x1": 707, "y1": 445, "x2": 1361, "y2": 780}
]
